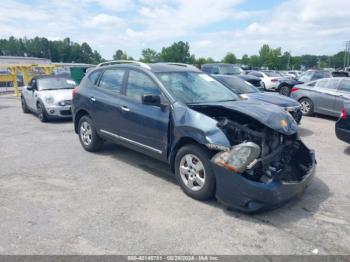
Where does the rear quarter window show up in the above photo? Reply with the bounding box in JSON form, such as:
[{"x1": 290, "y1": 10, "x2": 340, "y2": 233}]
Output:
[{"x1": 88, "y1": 70, "x2": 101, "y2": 85}]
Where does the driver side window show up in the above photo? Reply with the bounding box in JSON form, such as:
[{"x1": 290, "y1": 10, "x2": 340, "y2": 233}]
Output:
[{"x1": 126, "y1": 70, "x2": 161, "y2": 102}]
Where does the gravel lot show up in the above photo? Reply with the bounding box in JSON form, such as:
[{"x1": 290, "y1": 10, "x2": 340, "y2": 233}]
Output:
[{"x1": 0, "y1": 94, "x2": 350, "y2": 255}]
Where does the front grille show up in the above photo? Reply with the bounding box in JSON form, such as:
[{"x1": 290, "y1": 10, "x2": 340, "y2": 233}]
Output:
[{"x1": 60, "y1": 110, "x2": 72, "y2": 116}]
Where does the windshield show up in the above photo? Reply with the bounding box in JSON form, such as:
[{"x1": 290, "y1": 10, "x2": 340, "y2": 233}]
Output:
[
  {"x1": 156, "y1": 72, "x2": 239, "y2": 104},
  {"x1": 217, "y1": 77, "x2": 259, "y2": 94},
  {"x1": 219, "y1": 65, "x2": 243, "y2": 75},
  {"x1": 38, "y1": 78, "x2": 76, "y2": 91}
]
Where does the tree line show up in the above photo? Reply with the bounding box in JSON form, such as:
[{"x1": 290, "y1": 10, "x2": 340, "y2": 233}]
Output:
[
  {"x1": 0, "y1": 36, "x2": 103, "y2": 64},
  {"x1": 0, "y1": 36, "x2": 347, "y2": 70}
]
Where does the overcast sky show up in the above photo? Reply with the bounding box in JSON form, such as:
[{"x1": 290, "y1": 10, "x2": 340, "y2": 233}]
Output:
[{"x1": 1, "y1": 0, "x2": 350, "y2": 60}]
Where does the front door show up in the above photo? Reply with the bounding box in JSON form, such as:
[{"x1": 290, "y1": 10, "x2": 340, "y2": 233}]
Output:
[
  {"x1": 118, "y1": 69, "x2": 169, "y2": 159},
  {"x1": 25, "y1": 79, "x2": 38, "y2": 110}
]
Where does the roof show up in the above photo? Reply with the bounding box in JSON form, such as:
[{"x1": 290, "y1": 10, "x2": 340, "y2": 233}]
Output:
[
  {"x1": 202, "y1": 63, "x2": 239, "y2": 67},
  {"x1": 148, "y1": 63, "x2": 200, "y2": 73},
  {"x1": 92, "y1": 62, "x2": 201, "y2": 73}
]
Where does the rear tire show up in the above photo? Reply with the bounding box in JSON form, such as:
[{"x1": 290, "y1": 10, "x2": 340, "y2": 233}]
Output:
[
  {"x1": 21, "y1": 96, "x2": 29, "y2": 113},
  {"x1": 175, "y1": 144, "x2": 215, "y2": 201},
  {"x1": 299, "y1": 98, "x2": 314, "y2": 116},
  {"x1": 78, "y1": 115, "x2": 103, "y2": 152},
  {"x1": 279, "y1": 86, "x2": 291, "y2": 96},
  {"x1": 37, "y1": 102, "x2": 48, "y2": 122}
]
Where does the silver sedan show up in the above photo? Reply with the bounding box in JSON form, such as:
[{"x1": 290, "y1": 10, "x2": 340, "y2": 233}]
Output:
[
  {"x1": 290, "y1": 77, "x2": 350, "y2": 117},
  {"x1": 21, "y1": 76, "x2": 76, "y2": 122}
]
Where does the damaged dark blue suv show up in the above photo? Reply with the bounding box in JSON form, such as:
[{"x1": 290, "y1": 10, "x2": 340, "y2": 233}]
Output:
[{"x1": 72, "y1": 61, "x2": 316, "y2": 212}]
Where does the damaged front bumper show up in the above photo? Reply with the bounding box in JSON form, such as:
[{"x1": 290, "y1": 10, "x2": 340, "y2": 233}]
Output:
[{"x1": 212, "y1": 144, "x2": 316, "y2": 213}]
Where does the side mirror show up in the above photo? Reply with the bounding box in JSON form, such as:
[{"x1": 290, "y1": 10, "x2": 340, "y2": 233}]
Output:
[
  {"x1": 27, "y1": 85, "x2": 34, "y2": 91},
  {"x1": 142, "y1": 94, "x2": 161, "y2": 107}
]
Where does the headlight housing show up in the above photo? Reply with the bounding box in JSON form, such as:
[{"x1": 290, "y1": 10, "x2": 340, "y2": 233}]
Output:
[
  {"x1": 44, "y1": 96, "x2": 54, "y2": 105},
  {"x1": 212, "y1": 142, "x2": 261, "y2": 173},
  {"x1": 58, "y1": 101, "x2": 66, "y2": 106}
]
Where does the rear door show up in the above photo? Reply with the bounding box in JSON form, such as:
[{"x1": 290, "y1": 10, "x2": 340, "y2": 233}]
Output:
[
  {"x1": 313, "y1": 78, "x2": 338, "y2": 115},
  {"x1": 88, "y1": 68, "x2": 127, "y2": 133},
  {"x1": 117, "y1": 69, "x2": 170, "y2": 159},
  {"x1": 335, "y1": 79, "x2": 350, "y2": 114}
]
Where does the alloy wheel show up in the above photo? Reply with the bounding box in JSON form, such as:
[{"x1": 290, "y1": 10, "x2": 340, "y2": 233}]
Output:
[
  {"x1": 179, "y1": 154, "x2": 206, "y2": 191},
  {"x1": 80, "y1": 121, "x2": 92, "y2": 146},
  {"x1": 300, "y1": 100, "x2": 311, "y2": 114}
]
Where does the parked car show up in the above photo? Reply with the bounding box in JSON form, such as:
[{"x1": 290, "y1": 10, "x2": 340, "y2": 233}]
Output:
[
  {"x1": 212, "y1": 75, "x2": 303, "y2": 123},
  {"x1": 21, "y1": 75, "x2": 76, "y2": 122},
  {"x1": 72, "y1": 61, "x2": 316, "y2": 213},
  {"x1": 335, "y1": 101, "x2": 350, "y2": 144},
  {"x1": 201, "y1": 63, "x2": 263, "y2": 89},
  {"x1": 201, "y1": 63, "x2": 244, "y2": 75},
  {"x1": 278, "y1": 70, "x2": 332, "y2": 96},
  {"x1": 290, "y1": 77, "x2": 350, "y2": 117},
  {"x1": 247, "y1": 70, "x2": 282, "y2": 91}
]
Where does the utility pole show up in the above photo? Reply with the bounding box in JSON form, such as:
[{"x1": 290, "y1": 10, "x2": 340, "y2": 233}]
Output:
[
  {"x1": 345, "y1": 41, "x2": 350, "y2": 70},
  {"x1": 287, "y1": 51, "x2": 291, "y2": 70}
]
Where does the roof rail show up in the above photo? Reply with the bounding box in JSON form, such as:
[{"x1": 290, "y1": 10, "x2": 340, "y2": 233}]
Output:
[
  {"x1": 96, "y1": 60, "x2": 151, "y2": 69},
  {"x1": 159, "y1": 62, "x2": 199, "y2": 70}
]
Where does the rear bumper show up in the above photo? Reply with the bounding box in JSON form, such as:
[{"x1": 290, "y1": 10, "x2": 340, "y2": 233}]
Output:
[
  {"x1": 213, "y1": 150, "x2": 316, "y2": 213},
  {"x1": 335, "y1": 121, "x2": 350, "y2": 144}
]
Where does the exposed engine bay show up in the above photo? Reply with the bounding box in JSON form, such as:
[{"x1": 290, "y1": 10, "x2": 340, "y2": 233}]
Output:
[{"x1": 189, "y1": 105, "x2": 314, "y2": 184}]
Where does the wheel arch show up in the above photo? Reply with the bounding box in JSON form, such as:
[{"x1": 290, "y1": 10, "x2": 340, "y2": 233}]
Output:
[
  {"x1": 74, "y1": 109, "x2": 90, "y2": 134},
  {"x1": 169, "y1": 137, "x2": 205, "y2": 173},
  {"x1": 169, "y1": 136, "x2": 216, "y2": 173}
]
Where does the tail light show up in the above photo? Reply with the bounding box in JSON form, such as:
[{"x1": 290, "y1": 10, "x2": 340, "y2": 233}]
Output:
[
  {"x1": 340, "y1": 107, "x2": 347, "y2": 119},
  {"x1": 291, "y1": 87, "x2": 299, "y2": 93},
  {"x1": 271, "y1": 79, "x2": 279, "y2": 83},
  {"x1": 72, "y1": 86, "x2": 79, "y2": 98}
]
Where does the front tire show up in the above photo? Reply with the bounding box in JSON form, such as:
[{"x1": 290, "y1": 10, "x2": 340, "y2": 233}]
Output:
[
  {"x1": 37, "y1": 102, "x2": 48, "y2": 122},
  {"x1": 78, "y1": 115, "x2": 103, "y2": 152},
  {"x1": 175, "y1": 144, "x2": 215, "y2": 201},
  {"x1": 299, "y1": 98, "x2": 314, "y2": 116},
  {"x1": 279, "y1": 86, "x2": 291, "y2": 96},
  {"x1": 21, "y1": 96, "x2": 29, "y2": 113}
]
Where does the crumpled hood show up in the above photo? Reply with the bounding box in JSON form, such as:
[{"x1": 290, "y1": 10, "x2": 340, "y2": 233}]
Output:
[
  {"x1": 245, "y1": 92, "x2": 300, "y2": 108},
  {"x1": 203, "y1": 100, "x2": 298, "y2": 135},
  {"x1": 38, "y1": 89, "x2": 73, "y2": 104}
]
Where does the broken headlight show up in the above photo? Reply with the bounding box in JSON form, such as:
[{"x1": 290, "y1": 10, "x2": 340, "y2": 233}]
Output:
[{"x1": 212, "y1": 142, "x2": 260, "y2": 173}]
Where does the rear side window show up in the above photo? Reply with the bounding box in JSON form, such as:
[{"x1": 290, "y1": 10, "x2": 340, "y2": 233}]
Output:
[
  {"x1": 126, "y1": 70, "x2": 161, "y2": 101},
  {"x1": 249, "y1": 72, "x2": 262, "y2": 78},
  {"x1": 316, "y1": 79, "x2": 329, "y2": 88},
  {"x1": 326, "y1": 79, "x2": 340, "y2": 90},
  {"x1": 307, "y1": 81, "x2": 316, "y2": 87},
  {"x1": 338, "y1": 79, "x2": 350, "y2": 92},
  {"x1": 98, "y1": 69, "x2": 126, "y2": 92},
  {"x1": 88, "y1": 70, "x2": 101, "y2": 85}
]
